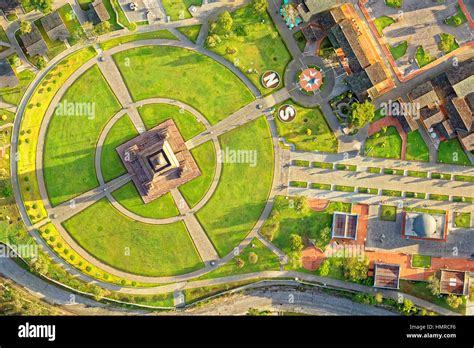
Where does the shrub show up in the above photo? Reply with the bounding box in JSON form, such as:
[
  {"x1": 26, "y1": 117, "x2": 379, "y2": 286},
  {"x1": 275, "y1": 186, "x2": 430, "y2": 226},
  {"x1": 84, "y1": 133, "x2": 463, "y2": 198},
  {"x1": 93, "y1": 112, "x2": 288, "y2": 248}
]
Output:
[
  {"x1": 49, "y1": 236, "x2": 56, "y2": 243},
  {"x1": 235, "y1": 257, "x2": 245, "y2": 268},
  {"x1": 446, "y1": 294, "x2": 462, "y2": 309},
  {"x1": 248, "y1": 252, "x2": 258, "y2": 264},
  {"x1": 289, "y1": 234, "x2": 304, "y2": 251},
  {"x1": 85, "y1": 265, "x2": 92, "y2": 272},
  {"x1": 318, "y1": 259, "x2": 330, "y2": 276}
]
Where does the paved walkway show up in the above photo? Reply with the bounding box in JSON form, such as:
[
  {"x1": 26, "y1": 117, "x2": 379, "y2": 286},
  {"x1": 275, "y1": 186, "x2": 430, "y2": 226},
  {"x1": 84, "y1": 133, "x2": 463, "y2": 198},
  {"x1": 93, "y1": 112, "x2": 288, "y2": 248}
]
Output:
[
  {"x1": 170, "y1": 188, "x2": 219, "y2": 263},
  {"x1": 0, "y1": 101, "x2": 17, "y2": 113}
]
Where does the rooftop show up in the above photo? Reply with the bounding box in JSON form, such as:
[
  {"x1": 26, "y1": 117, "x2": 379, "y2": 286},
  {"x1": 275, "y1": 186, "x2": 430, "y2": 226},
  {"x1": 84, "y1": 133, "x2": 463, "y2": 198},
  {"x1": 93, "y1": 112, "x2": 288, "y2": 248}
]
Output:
[
  {"x1": 19, "y1": 25, "x2": 48, "y2": 57},
  {"x1": 0, "y1": 58, "x2": 19, "y2": 88},
  {"x1": 331, "y1": 212, "x2": 358, "y2": 240},
  {"x1": 439, "y1": 270, "x2": 469, "y2": 295},
  {"x1": 116, "y1": 119, "x2": 201, "y2": 204},
  {"x1": 90, "y1": 0, "x2": 110, "y2": 22},
  {"x1": 373, "y1": 263, "x2": 400, "y2": 289},
  {"x1": 40, "y1": 11, "x2": 69, "y2": 41}
]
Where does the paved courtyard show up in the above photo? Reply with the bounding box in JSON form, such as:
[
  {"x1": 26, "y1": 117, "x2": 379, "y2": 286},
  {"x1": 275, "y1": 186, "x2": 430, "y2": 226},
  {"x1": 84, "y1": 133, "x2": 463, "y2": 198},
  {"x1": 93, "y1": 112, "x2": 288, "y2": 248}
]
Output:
[
  {"x1": 366, "y1": 205, "x2": 474, "y2": 259},
  {"x1": 118, "y1": 0, "x2": 166, "y2": 23},
  {"x1": 364, "y1": 0, "x2": 472, "y2": 76}
]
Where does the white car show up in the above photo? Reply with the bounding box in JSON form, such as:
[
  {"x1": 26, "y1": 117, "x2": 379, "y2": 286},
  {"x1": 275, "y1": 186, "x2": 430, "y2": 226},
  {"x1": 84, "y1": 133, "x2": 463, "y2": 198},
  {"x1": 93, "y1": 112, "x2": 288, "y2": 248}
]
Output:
[{"x1": 129, "y1": 2, "x2": 138, "y2": 11}]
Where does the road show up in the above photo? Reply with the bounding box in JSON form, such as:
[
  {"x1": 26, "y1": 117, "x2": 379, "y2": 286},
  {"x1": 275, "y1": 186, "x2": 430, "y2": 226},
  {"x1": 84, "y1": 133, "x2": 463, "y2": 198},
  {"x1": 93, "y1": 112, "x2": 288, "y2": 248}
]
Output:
[{"x1": 186, "y1": 286, "x2": 397, "y2": 315}]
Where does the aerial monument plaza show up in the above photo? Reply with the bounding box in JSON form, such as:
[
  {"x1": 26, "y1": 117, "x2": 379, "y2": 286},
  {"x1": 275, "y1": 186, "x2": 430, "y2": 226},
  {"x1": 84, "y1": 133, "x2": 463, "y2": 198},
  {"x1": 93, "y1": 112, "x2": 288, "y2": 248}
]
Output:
[
  {"x1": 117, "y1": 119, "x2": 201, "y2": 203},
  {"x1": 0, "y1": 0, "x2": 473, "y2": 321}
]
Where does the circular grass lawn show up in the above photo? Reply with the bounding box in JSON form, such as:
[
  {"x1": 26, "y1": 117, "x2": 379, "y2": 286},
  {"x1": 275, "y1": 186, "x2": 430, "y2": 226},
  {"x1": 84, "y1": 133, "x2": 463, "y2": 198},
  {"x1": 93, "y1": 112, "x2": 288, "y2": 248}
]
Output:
[
  {"x1": 62, "y1": 198, "x2": 204, "y2": 277},
  {"x1": 112, "y1": 45, "x2": 255, "y2": 125}
]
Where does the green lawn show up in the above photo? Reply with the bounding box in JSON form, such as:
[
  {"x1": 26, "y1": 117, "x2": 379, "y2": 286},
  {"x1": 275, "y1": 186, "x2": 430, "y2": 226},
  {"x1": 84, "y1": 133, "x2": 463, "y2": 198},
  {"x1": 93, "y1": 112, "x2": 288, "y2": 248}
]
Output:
[
  {"x1": 438, "y1": 33, "x2": 459, "y2": 54},
  {"x1": 290, "y1": 181, "x2": 307, "y2": 188},
  {"x1": 454, "y1": 212, "x2": 470, "y2": 228},
  {"x1": 293, "y1": 30, "x2": 307, "y2": 52},
  {"x1": 264, "y1": 197, "x2": 351, "y2": 252},
  {"x1": 444, "y1": 6, "x2": 467, "y2": 26},
  {"x1": 63, "y1": 198, "x2": 204, "y2": 276},
  {"x1": 138, "y1": 103, "x2": 205, "y2": 140},
  {"x1": 206, "y1": 4, "x2": 292, "y2": 95},
  {"x1": 99, "y1": 30, "x2": 177, "y2": 51},
  {"x1": 365, "y1": 126, "x2": 402, "y2": 159},
  {"x1": 381, "y1": 205, "x2": 397, "y2": 221},
  {"x1": 274, "y1": 100, "x2": 337, "y2": 153},
  {"x1": 293, "y1": 160, "x2": 310, "y2": 167},
  {"x1": 429, "y1": 194, "x2": 449, "y2": 201},
  {"x1": 101, "y1": 114, "x2": 139, "y2": 182},
  {"x1": 454, "y1": 175, "x2": 474, "y2": 182},
  {"x1": 111, "y1": 182, "x2": 179, "y2": 219},
  {"x1": 374, "y1": 15, "x2": 395, "y2": 36},
  {"x1": 311, "y1": 183, "x2": 331, "y2": 190},
  {"x1": 197, "y1": 238, "x2": 280, "y2": 279},
  {"x1": 381, "y1": 189, "x2": 402, "y2": 197},
  {"x1": 196, "y1": 117, "x2": 273, "y2": 257},
  {"x1": 385, "y1": 0, "x2": 403, "y2": 8},
  {"x1": 18, "y1": 47, "x2": 97, "y2": 224},
  {"x1": 437, "y1": 139, "x2": 470, "y2": 166},
  {"x1": 400, "y1": 280, "x2": 466, "y2": 315},
  {"x1": 0, "y1": 26, "x2": 9, "y2": 42},
  {"x1": 407, "y1": 170, "x2": 427, "y2": 178},
  {"x1": 389, "y1": 41, "x2": 407, "y2": 60},
  {"x1": 177, "y1": 25, "x2": 202, "y2": 43},
  {"x1": 178, "y1": 141, "x2": 216, "y2": 208},
  {"x1": 58, "y1": 4, "x2": 87, "y2": 46},
  {"x1": 411, "y1": 254, "x2": 431, "y2": 268},
  {"x1": 161, "y1": 0, "x2": 202, "y2": 21},
  {"x1": 0, "y1": 109, "x2": 14, "y2": 127},
  {"x1": 415, "y1": 46, "x2": 435, "y2": 68},
  {"x1": 406, "y1": 130, "x2": 429, "y2": 162},
  {"x1": 114, "y1": 45, "x2": 254, "y2": 125},
  {"x1": 334, "y1": 185, "x2": 355, "y2": 192},
  {"x1": 0, "y1": 69, "x2": 35, "y2": 106},
  {"x1": 44, "y1": 65, "x2": 121, "y2": 206}
]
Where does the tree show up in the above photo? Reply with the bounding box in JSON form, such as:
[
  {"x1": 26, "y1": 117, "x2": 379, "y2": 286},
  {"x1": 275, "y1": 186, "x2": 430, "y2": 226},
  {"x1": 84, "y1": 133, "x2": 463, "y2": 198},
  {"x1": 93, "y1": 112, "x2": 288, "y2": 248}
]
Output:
[
  {"x1": 31, "y1": 256, "x2": 48, "y2": 275},
  {"x1": 318, "y1": 259, "x2": 330, "y2": 276},
  {"x1": 342, "y1": 257, "x2": 369, "y2": 282},
  {"x1": 446, "y1": 294, "x2": 462, "y2": 309},
  {"x1": 319, "y1": 226, "x2": 331, "y2": 247},
  {"x1": 128, "y1": 22, "x2": 137, "y2": 32},
  {"x1": 453, "y1": 17, "x2": 462, "y2": 26},
  {"x1": 289, "y1": 234, "x2": 303, "y2": 251},
  {"x1": 19, "y1": 20, "x2": 32, "y2": 34},
  {"x1": 348, "y1": 100, "x2": 375, "y2": 128},
  {"x1": 82, "y1": 21, "x2": 94, "y2": 37},
  {"x1": 375, "y1": 292, "x2": 383, "y2": 304},
  {"x1": 206, "y1": 34, "x2": 221, "y2": 48},
  {"x1": 400, "y1": 299, "x2": 416, "y2": 315},
  {"x1": 216, "y1": 11, "x2": 233, "y2": 34},
  {"x1": 235, "y1": 257, "x2": 245, "y2": 268},
  {"x1": 36, "y1": 56, "x2": 47, "y2": 70},
  {"x1": 93, "y1": 21, "x2": 111, "y2": 36},
  {"x1": 294, "y1": 195, "x2": 307, "y2": 212},
  {"x1": 438, "y1": 33, "x2": 455, "y2": 53},
  {"x1": 427, "y1": 274, "x2": 440, "y2": 296},
  {"x1": 248, "y1": 252, "x2": 258, "y2": 264},
  {"x1": 252, "y1": 0, "x2": 267, "y2": 14},
  {"x1": 306, "y1": 128, "x2": 312, "y2": 136},
  {"x1": 288, "y1": 251, "x2": 302, "y2": 269},
  {"x1": 30, "y1": 0, "x2": 53, "y2": 13}
]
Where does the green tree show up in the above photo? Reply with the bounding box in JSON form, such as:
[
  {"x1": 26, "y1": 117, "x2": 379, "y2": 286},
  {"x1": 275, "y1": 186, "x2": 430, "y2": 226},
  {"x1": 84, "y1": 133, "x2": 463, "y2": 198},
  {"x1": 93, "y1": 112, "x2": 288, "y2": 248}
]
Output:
[
  {"x1": 36, "y1": 56, "x2": 47, "y2": 70},
  {"x1": 30, "y1": 0, "x2": 52, "y2": 13},
  {"x1": 427, "y1": 274, "x2": 440, "y2": 296},
  {"x1": 294, "y1": 196, "x2": 307, "y2": 212},
  {"x1": 400, "y1": 299, "x2": 416, "y2": 315},
  {"x1": 318, "y1": 259, "x2": 330, "y2": 276},
  {"x1": 216, "y1": 11, "x2": 233, "y2": 33},
  {"x1": 375, "y1": 292, "x2": 383, "y2": 304},
  {"x1": 289, "y1": 234, "x2": 303, "y2": 251},
  {"x1": 252, "y1": 0, "x2": 267, "y2": 14},
  {"x1": 446, "y1": 294, "x2": 462, "y2": 309},
  {"x1": 288, "y1": 251, "x2": 302, "y2": 269},
  {"x1": 93, "y1": 21, "x2": 111, "y2": 36},
  {"x1": 342, "y1": 257, "x2": 369, "y2": 282},
  {"x1": 248, "y1": 252, "x2": 258, "y2": 264},
  {"x1": 235, "y1": 257, "x2": 245, "y2": 268},
  {"x1": 19, "y1": 20, "x2": 32, "y2": 34},
  {"x1": 348, "y1": 100, "x2": 375, "y2": 128},
  {"x1": 128, "y1": 23, "x2": 137, "y2": 32},
  {"x1": 438, "y1": 33, "x2": 455, "y2": 53}
]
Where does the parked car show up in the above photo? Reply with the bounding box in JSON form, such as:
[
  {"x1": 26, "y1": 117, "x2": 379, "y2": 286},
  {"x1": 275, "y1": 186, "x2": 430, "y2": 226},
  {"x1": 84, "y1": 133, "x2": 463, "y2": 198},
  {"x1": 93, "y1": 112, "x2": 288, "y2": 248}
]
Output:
[{"x1": 129, "y1": 2, "x2": 138, "y2": 11}]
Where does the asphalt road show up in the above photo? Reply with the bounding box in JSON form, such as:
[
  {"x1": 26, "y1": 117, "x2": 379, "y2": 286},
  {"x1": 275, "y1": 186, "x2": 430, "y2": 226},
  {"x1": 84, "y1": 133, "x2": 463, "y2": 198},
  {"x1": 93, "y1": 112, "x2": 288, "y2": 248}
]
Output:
[{"x1": 185, "y1": 287, "x2": 397, "y2": 316}]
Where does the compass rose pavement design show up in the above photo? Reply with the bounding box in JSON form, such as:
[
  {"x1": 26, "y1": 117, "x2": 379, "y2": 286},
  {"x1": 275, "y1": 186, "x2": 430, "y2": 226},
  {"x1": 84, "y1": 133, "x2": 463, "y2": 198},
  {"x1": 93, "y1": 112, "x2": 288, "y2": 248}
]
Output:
[{"x1": 299, "y1": 67, "x2": 323, "y2": 92}]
